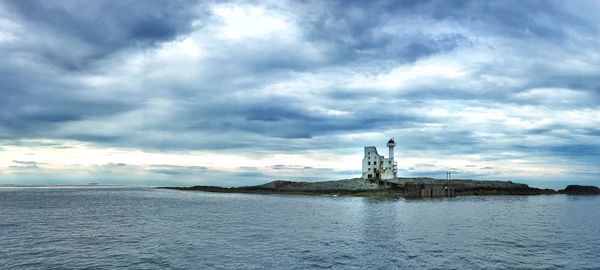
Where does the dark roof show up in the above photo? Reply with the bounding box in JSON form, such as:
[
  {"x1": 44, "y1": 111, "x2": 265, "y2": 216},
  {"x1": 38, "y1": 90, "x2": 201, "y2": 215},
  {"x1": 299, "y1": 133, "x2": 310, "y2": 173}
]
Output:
[{"x1": 388, "y1": 138, "x2": 395, "y2": 144}]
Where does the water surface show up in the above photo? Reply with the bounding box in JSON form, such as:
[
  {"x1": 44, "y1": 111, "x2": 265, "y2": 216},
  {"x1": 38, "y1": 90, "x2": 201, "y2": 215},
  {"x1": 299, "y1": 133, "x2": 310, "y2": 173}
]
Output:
[{"x1": 1, "y1": 187, "x2": 599, "y2": 269}]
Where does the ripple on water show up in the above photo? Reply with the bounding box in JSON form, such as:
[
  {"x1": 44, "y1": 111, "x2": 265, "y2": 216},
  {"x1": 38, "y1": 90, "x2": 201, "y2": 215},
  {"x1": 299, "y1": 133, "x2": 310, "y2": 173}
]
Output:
[{"x1": 1, "y1": 188, "x2": 599, "y2": 269}]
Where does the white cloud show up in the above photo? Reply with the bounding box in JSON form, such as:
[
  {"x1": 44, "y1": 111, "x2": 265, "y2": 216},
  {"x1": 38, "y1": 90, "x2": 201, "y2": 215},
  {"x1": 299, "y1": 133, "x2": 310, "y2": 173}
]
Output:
[
  {"x1": 211, "y1": 4, "x2": 297, "y2": 40},
  {"x1": 513, "y1": 88, "x2": 592, "y2": 105},
  {"x1": 349, "y1": 58, "x2": 469, "y2": 91}
]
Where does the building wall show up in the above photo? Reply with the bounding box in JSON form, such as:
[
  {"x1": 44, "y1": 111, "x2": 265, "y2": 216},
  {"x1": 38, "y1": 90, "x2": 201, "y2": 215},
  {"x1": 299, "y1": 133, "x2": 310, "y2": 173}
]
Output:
[
  {"x1": 403, "y1": 183, "x2": 455, "y2": 198},
  {"x1": 362, "y1": 146, "x2": 396, "y2": 180},
  {"x1": 380, "y1": 157, "x2": 396, "y2": 180},
  {"x1": 362, "y1": 146, "x2": 383, "y2": 179}
]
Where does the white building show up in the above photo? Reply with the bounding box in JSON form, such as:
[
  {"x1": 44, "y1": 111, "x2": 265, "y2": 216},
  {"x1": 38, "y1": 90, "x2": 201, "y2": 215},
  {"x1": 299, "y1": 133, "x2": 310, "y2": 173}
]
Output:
[{"x1": 362, "y1": 138, "x2": 397, "y2": 180}]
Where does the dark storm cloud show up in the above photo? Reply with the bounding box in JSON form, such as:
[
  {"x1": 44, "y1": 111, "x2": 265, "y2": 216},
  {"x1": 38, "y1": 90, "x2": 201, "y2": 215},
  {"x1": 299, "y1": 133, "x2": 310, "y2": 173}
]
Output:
[
  {"x1": 289, "y1": 0, "x2": 476, "y2": 65},
  {"x1": 11, "y1": 160, "x2": 42, "y2": 168},
  {"x1": 292, "y1": 0, "x2": 599, "y2": 65},
  {"x1": 2, "y1": 0, "x2": 202, "y2": 70},
  {"x1": 235, "y1": 103, "x2": 428, "y2": 139},
  {"x1": 271, "y1": 165, "x2": 314, "y2": 170},
  {"x1": 0, "y1": 0, "x2": 203, "y2": 140},
  {"x1": 548, "y1": 144, "x2": 600, "y2": 158},
  {"x1": 149, "y1": 165, "x2": 208, "y2": 175},
  {"x1": 234, "y1": 171, "x2": 266, "y2": 178},
  {"x1": 0, "y1": 61, "x2": 134, "y2": 139}
]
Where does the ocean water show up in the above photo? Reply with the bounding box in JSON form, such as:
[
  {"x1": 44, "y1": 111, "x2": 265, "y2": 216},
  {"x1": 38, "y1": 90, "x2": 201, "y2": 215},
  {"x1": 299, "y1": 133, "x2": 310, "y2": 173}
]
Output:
[{"x1": 1, "y1": 187, "x2": 599, "y2": 269}]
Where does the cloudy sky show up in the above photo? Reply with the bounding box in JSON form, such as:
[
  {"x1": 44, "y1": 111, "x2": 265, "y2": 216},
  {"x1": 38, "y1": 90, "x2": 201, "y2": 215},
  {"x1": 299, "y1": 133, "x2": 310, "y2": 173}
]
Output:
[{"x1": 1, "y1": 0, "x2": 599, "y2": 188}]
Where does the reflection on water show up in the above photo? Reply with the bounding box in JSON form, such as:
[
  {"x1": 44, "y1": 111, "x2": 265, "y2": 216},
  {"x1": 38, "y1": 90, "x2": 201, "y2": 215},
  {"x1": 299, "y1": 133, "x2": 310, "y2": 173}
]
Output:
[{"x1": 1, "y1": 187, "x2": 599, "y2": 269}]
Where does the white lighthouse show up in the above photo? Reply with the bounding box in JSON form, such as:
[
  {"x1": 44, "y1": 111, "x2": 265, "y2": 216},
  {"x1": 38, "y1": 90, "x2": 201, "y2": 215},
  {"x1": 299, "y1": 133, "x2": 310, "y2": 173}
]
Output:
[
  {"x1": 387, "y1": 138, "x2": 396, "y2": 160},
  {"x1": 362, "y1": 138, "x2": 397, "y2": 180}
]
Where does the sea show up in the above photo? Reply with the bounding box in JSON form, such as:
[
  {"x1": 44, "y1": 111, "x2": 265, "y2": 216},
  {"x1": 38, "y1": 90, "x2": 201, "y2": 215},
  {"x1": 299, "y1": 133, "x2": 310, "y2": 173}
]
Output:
[{"x1": 1, "y1": 187, "x2": 599, "y2": 269}]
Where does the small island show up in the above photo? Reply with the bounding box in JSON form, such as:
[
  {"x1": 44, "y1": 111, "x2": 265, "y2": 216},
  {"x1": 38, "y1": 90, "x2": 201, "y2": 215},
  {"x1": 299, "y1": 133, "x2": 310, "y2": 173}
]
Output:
[{"x1": 159, "y1": 177, "x2": 600, "y2": 197}]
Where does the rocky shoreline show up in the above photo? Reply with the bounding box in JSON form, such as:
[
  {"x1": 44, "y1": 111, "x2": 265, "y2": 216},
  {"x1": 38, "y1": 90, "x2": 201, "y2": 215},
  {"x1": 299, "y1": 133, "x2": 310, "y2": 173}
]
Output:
[{"x1": 159, "y1": 178, "x2": 600, "y2": 197}]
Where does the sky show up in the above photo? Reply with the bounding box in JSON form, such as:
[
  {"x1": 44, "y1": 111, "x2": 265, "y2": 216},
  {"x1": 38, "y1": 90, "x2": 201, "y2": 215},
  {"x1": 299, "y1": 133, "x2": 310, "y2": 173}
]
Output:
[{"x1": 1, "y1": 0, "x2": 599, "y2": 188}]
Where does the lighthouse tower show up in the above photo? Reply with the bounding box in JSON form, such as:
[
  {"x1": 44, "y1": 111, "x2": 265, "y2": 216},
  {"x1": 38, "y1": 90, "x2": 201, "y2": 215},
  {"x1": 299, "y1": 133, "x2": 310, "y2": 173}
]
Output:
[
  {"x1": 382, "y1": 138, "x2": 397, "y2": 179},
  {"x1": 387, "y1": 138, "x2": 396, "y2": 160}
]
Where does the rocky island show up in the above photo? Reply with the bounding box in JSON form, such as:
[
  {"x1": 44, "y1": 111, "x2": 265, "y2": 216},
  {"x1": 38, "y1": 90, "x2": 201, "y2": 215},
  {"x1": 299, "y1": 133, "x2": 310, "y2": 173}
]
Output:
[{"x1": 159, "y1": 177, "x2": 600, "y2": 197}]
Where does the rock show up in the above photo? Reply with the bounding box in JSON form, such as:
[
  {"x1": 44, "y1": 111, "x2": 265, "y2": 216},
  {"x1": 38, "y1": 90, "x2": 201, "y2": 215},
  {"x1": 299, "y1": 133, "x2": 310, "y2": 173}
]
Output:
[
  {"x1": 558, "y1": 185, "x2": 600, "y2": 195},
  {"x1": 160, "y1": 179, "x2": 598, "y2": 197},
  {"x1": 255, "y1": 178, "x2": 382, "y2": 192}
]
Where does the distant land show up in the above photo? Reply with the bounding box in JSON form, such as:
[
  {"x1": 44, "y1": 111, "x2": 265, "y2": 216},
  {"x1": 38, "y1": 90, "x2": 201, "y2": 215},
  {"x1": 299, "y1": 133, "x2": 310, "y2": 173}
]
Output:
[{"x1": 160, "y1": 178, "x2": 600, "y2": 197}]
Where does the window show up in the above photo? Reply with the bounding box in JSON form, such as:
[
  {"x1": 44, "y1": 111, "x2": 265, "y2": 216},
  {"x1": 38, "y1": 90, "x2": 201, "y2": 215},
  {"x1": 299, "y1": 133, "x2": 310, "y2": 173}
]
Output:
[
  {"x1": 389, "y1": 161, "x2": 391, "y2": 164},
  {"x1": 368, "y1": 168, "x2": 371, "y2": 171},
  {"x1": 374, "y1": 161, "x2": 377, "y2": 165},
  {"x1": 368, "y1": 162, "x2": 370, "y2": 165}
]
